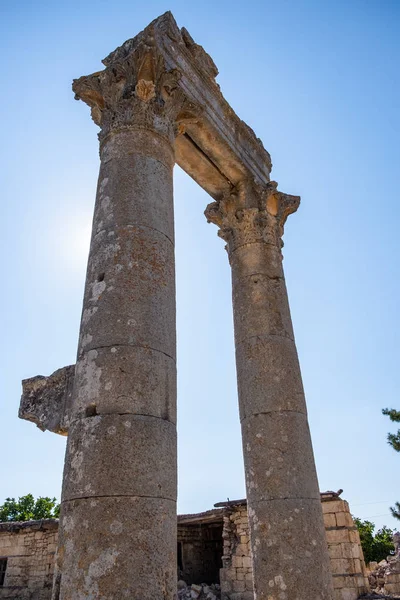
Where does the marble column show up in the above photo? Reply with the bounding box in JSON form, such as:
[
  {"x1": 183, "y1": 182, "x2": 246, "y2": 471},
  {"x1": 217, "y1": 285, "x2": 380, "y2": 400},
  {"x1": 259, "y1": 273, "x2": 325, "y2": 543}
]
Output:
[
  {"x1": 206, "y1": 181, "x2": 334, "y2": 600},
  {"x1": 53, "y1": 42, "x2": 185, "y2": 600}
]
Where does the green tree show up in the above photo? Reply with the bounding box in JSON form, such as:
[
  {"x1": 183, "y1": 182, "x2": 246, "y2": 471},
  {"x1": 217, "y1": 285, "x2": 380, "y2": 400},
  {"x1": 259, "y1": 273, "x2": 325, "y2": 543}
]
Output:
[
  {"x1": 390, "y1": 501, "x2": 400, "y2": 521},
  {"x1": 0, "y1": 494, "x2": 60, "y2": 522},
  {"x1": 354, "y1": 518, "x2": 375, "y2": 564},
  {"x1": 374, "y1": 526, "x2": 396, "y2": 560},
  {"x1": 382, "y1": 408, "x2": 400, "y2": 452},
  {"x1": 354, "y1": 517, "x2": 394, "y2": 564},
  {"x1": 382, "y1": 407, "x2": 400, "y2": 520}
]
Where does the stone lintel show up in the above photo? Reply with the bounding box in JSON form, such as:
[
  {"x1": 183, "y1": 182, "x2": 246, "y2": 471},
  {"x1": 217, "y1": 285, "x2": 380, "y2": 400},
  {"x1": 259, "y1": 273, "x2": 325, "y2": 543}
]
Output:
[
  {"x1": 178, "y1": 508, "x2": 225, "y2": 525},
  {"x1": 156, "y1": 13, "x2": 271, "y2": 195},
  {"x1": 19, "y1": 365, "x2": 74, "y2": 435},
  {"x1": 74, "y1": 11, "x2": 272, "y2": 200}
]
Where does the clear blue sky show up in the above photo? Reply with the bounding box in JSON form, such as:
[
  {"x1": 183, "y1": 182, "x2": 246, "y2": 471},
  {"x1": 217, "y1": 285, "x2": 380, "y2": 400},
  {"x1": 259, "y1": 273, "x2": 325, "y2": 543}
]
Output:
[{"x1": 1, "y1": 0, "x2": 399, "y2": 531}]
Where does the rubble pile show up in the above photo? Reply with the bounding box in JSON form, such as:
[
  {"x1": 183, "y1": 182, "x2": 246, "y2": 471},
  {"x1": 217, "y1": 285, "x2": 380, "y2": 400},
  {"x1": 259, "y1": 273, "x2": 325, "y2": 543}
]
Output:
[
  {"x1": 367, "y1": 556, "x2": 400, "y2": 598},
  {"x1": 360, "y1": 594, "x2": 400, "y2": 599},
  {"x1": 177, "y1": 581, "x2": 221, "y2": 600},
  {"x1": 364, "y1": 532, "x2": 400, "y2": 598},
  {"x1": 368, "y1": 560, "x2": 392, "y2": 593}
]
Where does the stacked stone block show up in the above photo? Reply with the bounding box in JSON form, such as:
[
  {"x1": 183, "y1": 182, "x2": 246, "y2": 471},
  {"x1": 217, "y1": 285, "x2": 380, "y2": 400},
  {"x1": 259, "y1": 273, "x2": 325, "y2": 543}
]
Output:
[
  {"x1": 385, "y1": 569, "x2": 400, "y2": 595},
  {"x1": 321, "y1": 499, "x2": 369, "y2": 600},
  {"x1": 0, "y1": 520, "x2": 57, "y2": 600},
  {"x1": 368, "y1": 557, "x2": 400, "y2": 596},
  {"x1": 220, "y1": 507, "x2": 253, "y2": 600},
  {"x1": 219, "y1": 497, "x2": 369, "y2": 600},
  {"x1": 0, "y1": 496, "x2": 370, "y2": 600}
]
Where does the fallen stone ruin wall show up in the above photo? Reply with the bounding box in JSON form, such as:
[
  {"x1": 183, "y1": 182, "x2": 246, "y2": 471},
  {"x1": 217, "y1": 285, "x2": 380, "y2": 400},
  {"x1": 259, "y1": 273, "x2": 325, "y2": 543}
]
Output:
[
  {"x1": 0, "y1": 520, "x2": 57, "y2": 600},
  {"x1": 0, "y1": 498, "x2": 377, "y2": 600},
  {"x1": 367, "y1": 551, "x2": 400, "y2": 596},
  {"x1": 220, "y1": 506, "x2": 253, "y2": 600},
  {"x1": 0, "y1": 520, "x2": 223, "y2": 600},
  {"x1": 378, "y1": 568, "x2": 400, "y2": 596},
  {"x1": 220, "y1": 498, "x2": 370, "y2": 600}
]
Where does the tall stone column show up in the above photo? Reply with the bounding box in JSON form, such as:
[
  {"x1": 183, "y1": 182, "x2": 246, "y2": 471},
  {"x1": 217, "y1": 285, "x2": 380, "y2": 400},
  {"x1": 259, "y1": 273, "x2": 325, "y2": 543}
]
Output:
[
  {"x1": 206, "y1": 181, "x2": 334, "y2": 600},
  {"x1": 53, "y1": 39, "x2": 191, "y2": 600}
]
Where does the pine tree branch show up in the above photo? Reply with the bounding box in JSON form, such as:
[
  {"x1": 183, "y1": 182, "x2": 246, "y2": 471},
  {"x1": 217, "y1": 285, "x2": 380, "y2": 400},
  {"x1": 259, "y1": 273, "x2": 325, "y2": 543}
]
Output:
[
  {"x1": 387, "y1": 431, "x2": 400, "y2": 452},
  {"x1": 382, "y1": 408, "x2": 400, "y2": 423},
  {"x1": 390, "y1": 502, "x2": 400, "y2": 521}
]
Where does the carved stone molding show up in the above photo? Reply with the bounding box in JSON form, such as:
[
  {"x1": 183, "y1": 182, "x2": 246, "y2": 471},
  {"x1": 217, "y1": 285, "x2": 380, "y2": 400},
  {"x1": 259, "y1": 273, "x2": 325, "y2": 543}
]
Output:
[
  {"x1": 205, "y1": 179, "x2": 300, "y2": 254},
  {"x1": 73, "y1": 26, "x2": 202, "y2": 143}
]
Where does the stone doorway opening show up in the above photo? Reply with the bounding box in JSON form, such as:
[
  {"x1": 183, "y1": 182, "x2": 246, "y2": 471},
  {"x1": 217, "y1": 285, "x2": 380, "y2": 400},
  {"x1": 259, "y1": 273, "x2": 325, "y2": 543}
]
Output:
[{"x1": 178, "y1": 510, "x2": 224, "y2": 585}]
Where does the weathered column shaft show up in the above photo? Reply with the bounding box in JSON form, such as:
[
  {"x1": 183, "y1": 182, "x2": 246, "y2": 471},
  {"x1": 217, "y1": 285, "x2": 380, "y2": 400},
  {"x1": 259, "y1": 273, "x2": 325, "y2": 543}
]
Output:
[
  {"x1": 57, "y1": 125, "x2": 177, "y2": 599},
  {"x1": 206, "y1": 182, "x2": 334, "y2": 600},
  {"x1": 53, "y1": 33, "x2": 192, "y2": 596}
]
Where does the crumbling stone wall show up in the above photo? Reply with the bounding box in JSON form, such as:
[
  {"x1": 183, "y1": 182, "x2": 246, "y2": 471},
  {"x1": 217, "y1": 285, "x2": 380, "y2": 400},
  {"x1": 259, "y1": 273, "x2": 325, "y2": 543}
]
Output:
[
  {"x1": 322, "y1": 498, "x2": 369, "y2": 600},
  {"x1": 220, "y1": 506, "x2": 253, "y2": 600},
  {"x1": 0, "y1": 497, "x2": 370, "y2": 600},
  {"x1": 367, "y1": 531, "x2": 400, "y2": 596},
  {"x1": 384, "y1": 568, "x2": 400, "y2": 595},
  {"x1": 220, "y1": 496, "x2": 369, "y2": 600},
  {"x1": 0, "y1": 517, "x2": 223, "y2": 598},
  {"x1": 0, "y1": 520, "x2": 57, "y2": 600}
]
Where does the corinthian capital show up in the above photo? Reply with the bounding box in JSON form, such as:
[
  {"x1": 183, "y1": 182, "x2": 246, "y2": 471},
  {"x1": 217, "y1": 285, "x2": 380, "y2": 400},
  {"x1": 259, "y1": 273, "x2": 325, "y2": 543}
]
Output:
[
  {"x1": 72, "y1": 27, "x2": 201, "y2": 143},
  {"x1": 205, "y1": 180, "x2": 300, "y2": 254}
]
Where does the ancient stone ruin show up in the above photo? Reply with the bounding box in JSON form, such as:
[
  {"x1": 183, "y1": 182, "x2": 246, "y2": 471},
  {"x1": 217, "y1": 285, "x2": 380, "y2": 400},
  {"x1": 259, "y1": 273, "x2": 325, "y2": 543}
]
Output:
[
  {"x1": 367, "y1": 532, "x2": 400, "y2": 596},
  {"x1": 17, "y1": 11, "x2": 345, "y2": 600},
  {"x1": 0, "y1": 493, "x2": 372, "y2": 600}
]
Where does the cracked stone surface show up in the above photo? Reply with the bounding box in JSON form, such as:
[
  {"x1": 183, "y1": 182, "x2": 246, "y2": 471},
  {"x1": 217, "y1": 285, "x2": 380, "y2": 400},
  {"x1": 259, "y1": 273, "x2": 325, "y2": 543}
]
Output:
[
  {"x1": 20, "y1": 11, "x2": 335, "y2": 600},
  {"x1": 19, "y1": 366, "x2": 74, "y2": 435}
]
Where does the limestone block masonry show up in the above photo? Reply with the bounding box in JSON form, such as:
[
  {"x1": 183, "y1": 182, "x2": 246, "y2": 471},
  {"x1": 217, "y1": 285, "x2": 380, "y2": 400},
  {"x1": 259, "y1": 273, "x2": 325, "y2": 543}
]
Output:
[
  {"x1": 321, "y1": 498, "x2": 370, "y2": 599},
  {"x1": 218, "y1": 496, "x2": 369, "y2": 600},
  {"x1": 20, "y1": 11, "x2": 337, "y2": 600},
  {"x1": 0, "y1": 520, "x2": 57, "y2": 600},
  {"x1": 0, "y1": 495, "x2": 369, "y2": 600}
]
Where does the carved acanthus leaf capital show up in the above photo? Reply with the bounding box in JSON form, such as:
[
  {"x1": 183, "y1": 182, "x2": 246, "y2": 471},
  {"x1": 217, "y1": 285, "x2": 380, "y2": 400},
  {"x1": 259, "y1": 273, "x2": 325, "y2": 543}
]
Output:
[
  {"x1": 72, "y1": 29, "x2": 202, "y2": 141},
  {"x1": 205, "y1": 180, "x2": 300, "y2": 254}
]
